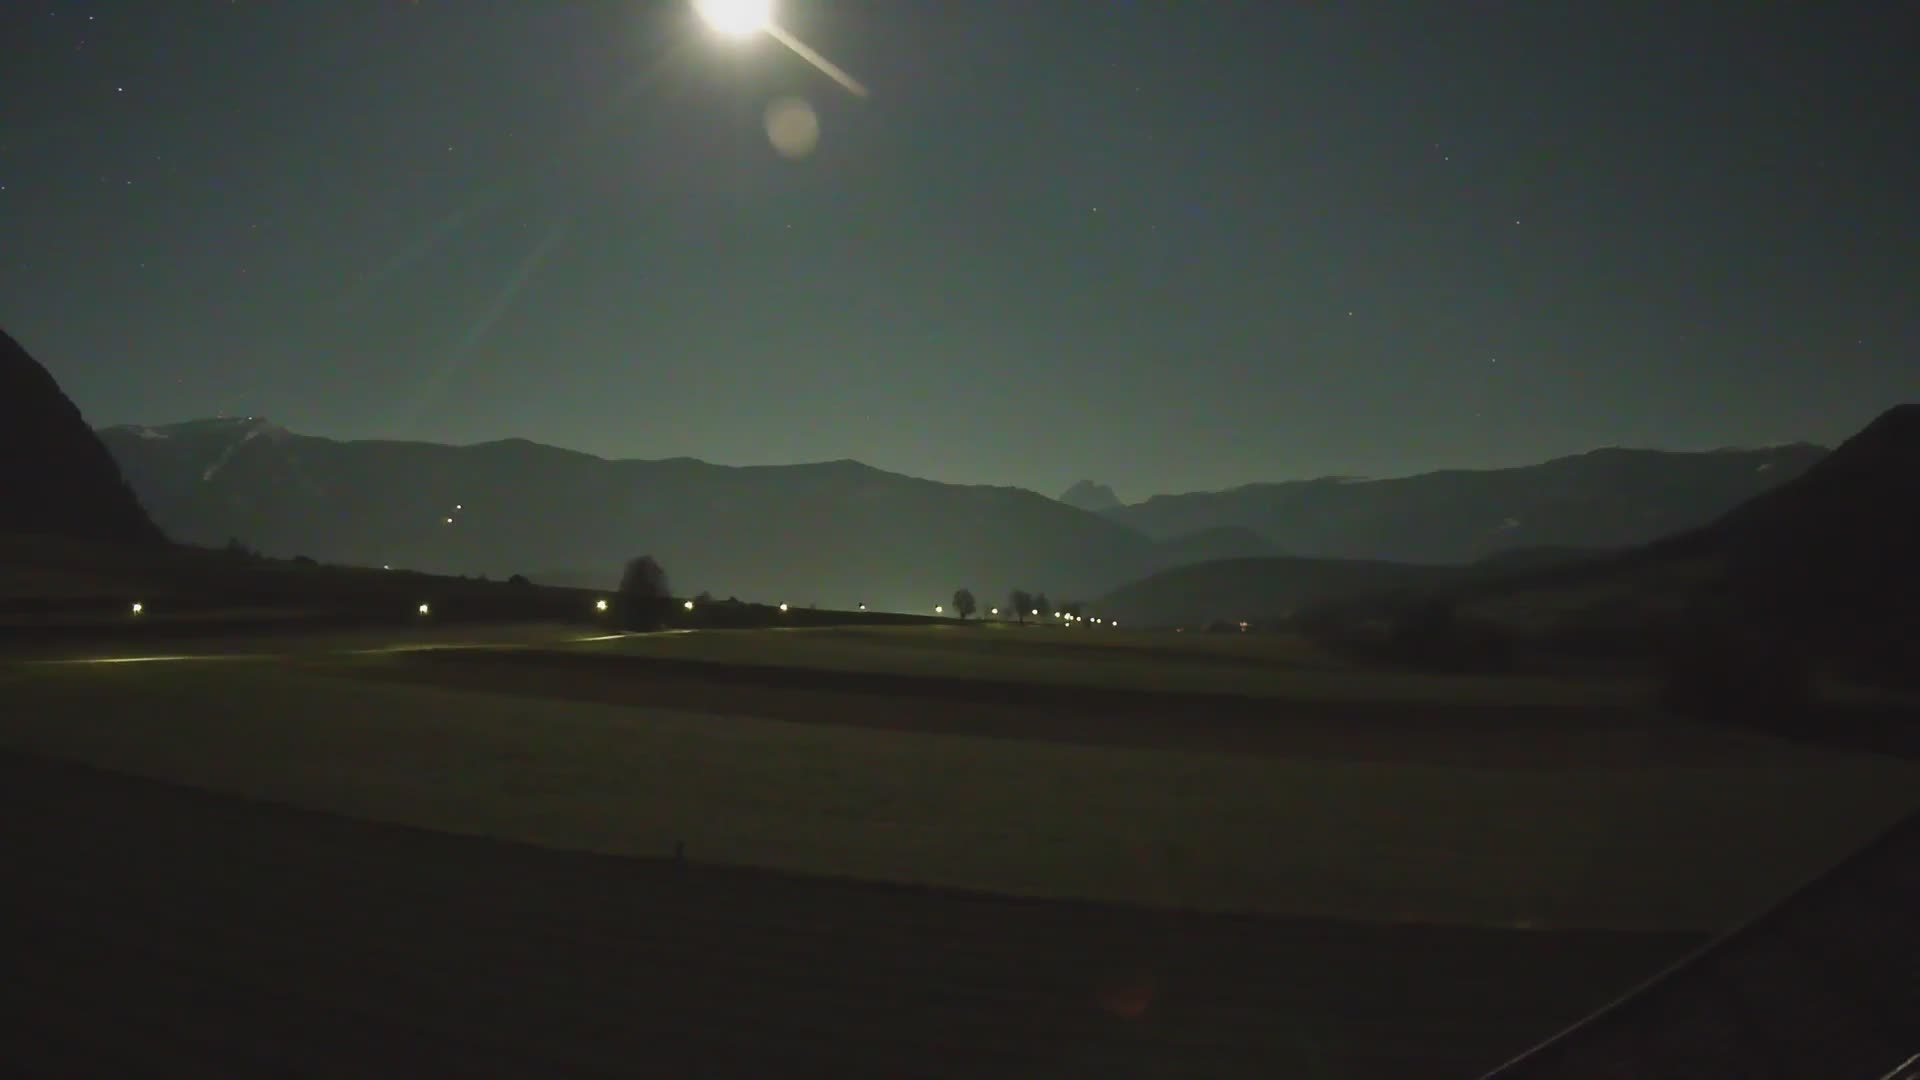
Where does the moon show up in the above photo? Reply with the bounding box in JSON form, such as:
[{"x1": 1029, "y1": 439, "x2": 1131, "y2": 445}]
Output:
[{"x1": 694, "y1": 0, "x2": 773, "y2": 37}]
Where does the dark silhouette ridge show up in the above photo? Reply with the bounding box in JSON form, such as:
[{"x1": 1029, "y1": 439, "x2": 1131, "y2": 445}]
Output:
[
  {"x1": 0, "y1": 329, "x2": 165, "y2": 546},
  {"x1": 1656, "y1": 403, "x2": 1920, "y2": 673},
  {"x1": 1107, "y1": 444, "x2": 1828, "y2": 564}
]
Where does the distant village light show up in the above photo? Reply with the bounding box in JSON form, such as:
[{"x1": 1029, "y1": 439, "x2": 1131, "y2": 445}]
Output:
[
  {"x1": 595, "y1": 598, "x2": 609, "y2": 612},
  {"x1": 418, "y1": 603, "x2": 431, "y2": 615},
  {"x1": 935, "y1": 605, "x2": 943, "y2": 614},
  {"x1": 684, "y1": 600, "x2": 695, "y2": 611},
  {"x1": 129, "y1": 601, "x2": 144, "y2": 615},
  {"x1": 779, "y1": 602, "x2": 789, "y2": 612}
]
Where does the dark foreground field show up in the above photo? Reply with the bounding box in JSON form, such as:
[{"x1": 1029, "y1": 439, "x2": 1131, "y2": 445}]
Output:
[{"x1": 4, "y1": 751, "x2": 1692, "y2": 1078}]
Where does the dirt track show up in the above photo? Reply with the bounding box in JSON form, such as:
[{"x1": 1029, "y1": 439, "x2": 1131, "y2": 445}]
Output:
[{"x1": 3, "y1": 752, "x2": 1692, "y2": 1077}]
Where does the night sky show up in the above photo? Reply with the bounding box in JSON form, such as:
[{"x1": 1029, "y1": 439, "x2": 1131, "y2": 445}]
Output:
[{"x1": 2, "y1": 2, "x2": 1914, "y2": 498}]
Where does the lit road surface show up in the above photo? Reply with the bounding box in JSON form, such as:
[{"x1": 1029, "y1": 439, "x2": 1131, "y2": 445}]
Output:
[{"x1": 2, "y1": 622, "x2": 635, "y2": 666}]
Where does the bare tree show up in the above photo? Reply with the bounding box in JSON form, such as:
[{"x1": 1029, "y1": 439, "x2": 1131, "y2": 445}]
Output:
[
  {"x1": 1008, "y1": 589, "x2": 1033, "y2": 625},
  {"x1": 1034, "y1": 592, "x2": 1051, "y2": 619},
  {"x1": 952, "y1": 587, "x2": 977, "y2": 621}
]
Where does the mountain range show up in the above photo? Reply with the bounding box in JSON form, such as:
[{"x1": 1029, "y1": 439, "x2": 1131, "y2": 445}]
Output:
[
  {"x1": 1, "y1": 330, "x2": 163, "y2": 547},
  {"x1": 1102, "y1": 443, "x2": 1828, "y2": 563},
  {"x1": 96, "y1": 415, "x2": 1827, "y2": 612}
]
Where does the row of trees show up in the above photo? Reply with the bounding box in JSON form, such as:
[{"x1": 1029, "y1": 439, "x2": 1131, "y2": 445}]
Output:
[
  {"x1": 943, "y1": 588, "x2": 1086, "y2": 625},
  {"x1": 621, "y1": 557, "x2": 1085, "y2": 629}
]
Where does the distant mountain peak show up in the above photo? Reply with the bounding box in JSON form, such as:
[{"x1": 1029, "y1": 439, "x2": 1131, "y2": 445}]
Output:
[{"x1": 1059, "y1": 479, "x2": 1122, "y2": 512}]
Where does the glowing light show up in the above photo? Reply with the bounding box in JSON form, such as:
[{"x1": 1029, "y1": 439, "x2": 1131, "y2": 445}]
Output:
[
  {"x1": 935, "y1": 605, "x2": 944, "y2": 614},
  {"x1": 684, "y1": 600, "x2": 695, "y2": 611},
  {"x1": 1030, "y1": 609, "x2": 1038, "y2": 616},
  {"x1": 417, "y1": 603, "x2": 431, "y2": 615},
  {"x1": 445, "y1": 517, "x2": 454, "y2": 525},
  {"x1": 779, "y1": 602, "x2": 789, "y2": 612},
  {"x1": 858, "y1": 603, "x2": 867, "y2": 611},
  {"x1": 990, "y1": 607, "x2": 999, "y2": 615},
  {"x1": 129, "y1": 602, "x2": 144, "y2": 615},
  {"x1": 695, "y1": 0, "x2": 773, "y2": 37},
  {"x1": 764, "y1": 96, "x2": 820, "y2": 159},
  {"x1": 595, "y1": 598, "x2": 609, "y2": 612}
]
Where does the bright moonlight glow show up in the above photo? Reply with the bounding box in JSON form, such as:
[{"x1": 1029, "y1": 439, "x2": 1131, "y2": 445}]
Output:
[{"x1": 695, "y1": 0, "x2": 772, "y2": 37}]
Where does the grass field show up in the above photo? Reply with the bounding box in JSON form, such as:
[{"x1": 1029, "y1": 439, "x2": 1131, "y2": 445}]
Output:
[
  {"x1": 8, "y1": 620, "x2": 1918, "y2": 1075},
  {"x1": 570, "y1": 623, "x2": 1656, "y2": 706},
  {"x1": 6, "y1": 751, "x2": 1693, "y2": 1078},
  {"x1": 5, "y1": 627, "x2": 1914, "y2": 933}
]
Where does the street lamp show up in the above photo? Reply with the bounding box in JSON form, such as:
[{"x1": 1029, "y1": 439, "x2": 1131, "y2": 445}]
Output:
[
  {"x1": 595, "y1": 598, "x2": 609, "y2": 612},
  {"x1": 417, "y1": 602, "x2": 431, "y2": 616},
  {"x1": 684, "y1": 600, "x2": 696, "y2": 611},
  {"x1": 779, "y1": 602, "x2": 789, "y2": 612}
]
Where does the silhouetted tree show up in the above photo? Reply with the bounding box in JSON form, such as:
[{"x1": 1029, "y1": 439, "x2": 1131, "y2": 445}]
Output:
[
  {"x1": 291, "y1": 554, "x2": 317, "y2": 568},
  {"x1": 618, "y1": 555, "x2": 672, "y2": 630},
  {"x1": 620, "y1": 555, "x2": 670, "y2": 596},
  {"x1": 1008, "y1": 589, "x2": 1033, "y2": 625},
  {"x1": 223, "y1": 536, "x2": 257, "y2": 563},
  {"x1": 507, "y1": 573, "x2": 531, "y2": 587},
  {"x1": 1034, "y1": 593, "x2": 1051, "y2": 618},
  {"x1": 952, "y1": 587, "x2": 977, "y2": 620},
  {"x1": 1061, "y1": 600, "x2": 1084, "y2": 620}
]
